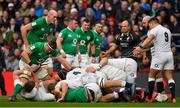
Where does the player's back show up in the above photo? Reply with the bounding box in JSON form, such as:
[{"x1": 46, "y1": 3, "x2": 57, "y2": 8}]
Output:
[
  {"x1": 148, "y1": 24, "x2": 172, "y2": 53},
  {"x1": 66, "y1": 68, "x2": 87, "y2": 80}
]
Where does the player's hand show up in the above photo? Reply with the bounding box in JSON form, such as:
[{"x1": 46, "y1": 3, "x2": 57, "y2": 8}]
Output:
[
  {"x1": 91, "y1": 57, "x2": 96, "y2": 63},
  {"x1": 24, "y1": 42, "x2": 30, "y2": 49},
  {"x1": 133, "y1": 46, "x2": 143, "y2": 57},
  {"x1": 57, "y1": 97, "x2": 64, "y2": 102},
  {"x1": 86, "y1": 66, "x2": 96, "y2": 73},
  {"x1": 31, "y1": 64, "x2": 41, "y2": 72}
]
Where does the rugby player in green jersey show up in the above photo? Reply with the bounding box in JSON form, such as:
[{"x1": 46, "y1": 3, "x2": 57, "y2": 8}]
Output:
[
  {"x1": 89, "y1": 23, "x2": 103, "y2": 63},
  {"x1": 75, "y1": 18, "x2": 95, "y2": 68},
  {"x1": 21, "y1": 9, "x2": 58, "y2": 77},
  {"x1": 48, "y1": 82, "x2": 101, "y2": 102},
  {"x1": 56, "y1": 18, "x2": 79, "y2": 67},
  {"x1": 19, "y1": 41, "x2": 72, "y2": 81}
]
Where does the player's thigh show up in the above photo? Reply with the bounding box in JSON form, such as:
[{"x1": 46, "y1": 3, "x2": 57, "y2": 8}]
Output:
[
  {"x1": 150, "y1": 53, "x2": 166, "y2": 70},
  {"x1": 61, "y1": 54, "x2": 74, "y2": 67},
  {"x1": 80, "y1": 54, "x2": 89, "y2": 67},
  {"x1": 125, "y1": 58, "x2": 137, "y2": 80},
  {"x1": 113, "y1": 71, "x2": 126, "y2": 81},
  {"x1": 85, "y1": 83, "x2": 102, "y2": 102},
  {"x1": 19, "y1": 60, "x2": 30, "y2": 70},
  {"x1": 164, "y1": 52, "x2": 174, "y2": 70},
  {"x1": 36, "y1": 68, "x2": 49, "y2": 80}
]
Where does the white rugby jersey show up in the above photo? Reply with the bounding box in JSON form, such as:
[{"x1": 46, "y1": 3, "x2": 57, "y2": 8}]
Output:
[
  {"x1": 107, "y1": 58, "x2": 126, "y2": 71},
  {"x1": 147, "y1": 24, "x2": 172, "y2": 53}
]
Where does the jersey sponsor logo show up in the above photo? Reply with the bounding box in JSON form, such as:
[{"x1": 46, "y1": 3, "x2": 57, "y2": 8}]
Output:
[
  {"x1": 130, "y1": 73, "x2": 135, "y2": 78},
  {"x1": 31, "y1": 22, "x2": 37, "y2": 26},
  {"x1": 155, "y1": 64, "x2": 159, "y2": 68},
  {"x1": 68, "y1": 34, "x2": 72, "y2": 37},
  {"x1": 80, "y1": 40, "x2": 85, "y2": 45},
  {"x1": 87, "y1": 36, "x2": 90, "y2": 40},
  {"x1": 73, "y1": 39, "x2": 77, "y2": 44}
]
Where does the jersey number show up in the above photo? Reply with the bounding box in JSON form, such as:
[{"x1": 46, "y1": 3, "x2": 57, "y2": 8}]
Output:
[
  {"x1": 164, "y1": 32, "x2": 169, "y2": 42},
  {"x1": 73, "y1": 71, "x2": 81, "y2": 75}
]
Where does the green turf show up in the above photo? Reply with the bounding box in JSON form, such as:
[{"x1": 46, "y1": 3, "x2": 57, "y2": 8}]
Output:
[{"x1": 0, "y1": 96, "x2": 179, "y2": 107}]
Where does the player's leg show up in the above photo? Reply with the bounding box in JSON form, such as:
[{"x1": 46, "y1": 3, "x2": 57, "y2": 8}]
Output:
[
  {"x1": 164, "y1": 70, "x2": 176, "y2": 103},
  {"x1": 79, "y1": 54, "x2": 89, "y2": 68},
  {"x1": 147, "y1": 68, "x2": 159, "y2": 101},
  {"x1": 148, "y1": 54, "x2": 164, "y2": 101},
  {"x1": 10, "y1": 72, "x2": 28, "y2": 102},
  {"x1": 125, "y1": 58, "x2": 137, "y2": 83},
  {"x1": 43, "y1": 57, "x2": 53, "y2": 77},
  {"x1": 155, "y1": 72, "x2": 165, "y2": 93},
  {"x1": 97, "y1": 78, "x2": 136, "y2": 96},
  {"x1": 164, "y1": 52, "x2": 176, "y2": 103}
]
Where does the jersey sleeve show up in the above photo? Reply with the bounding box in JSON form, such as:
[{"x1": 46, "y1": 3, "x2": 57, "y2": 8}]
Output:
[
  {"x1": 58, "y1": 29, "x2": 66, "y2": 39},
  {"x1": 148, "y1": 28, "x2": 157, "y2": 38}
]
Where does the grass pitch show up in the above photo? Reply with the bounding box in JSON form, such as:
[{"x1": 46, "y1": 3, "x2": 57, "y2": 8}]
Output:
[{"x1": 0, "y1": 96, "x2": 179, "y2": 107}]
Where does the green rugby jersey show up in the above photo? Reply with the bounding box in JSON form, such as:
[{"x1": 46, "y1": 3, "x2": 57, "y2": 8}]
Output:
[
  {"x1": 21, "y1": 42, "x2": 60, "y2": 65},
  {"x1": 59, "y1": 27, "x2": 78, "y2": 55},
  {"x1": 75, "y1": 27, "x2": 94, "y2": 54},
  {"x1": 27, "y1": 17, "x2": 55, "y2": 44}
]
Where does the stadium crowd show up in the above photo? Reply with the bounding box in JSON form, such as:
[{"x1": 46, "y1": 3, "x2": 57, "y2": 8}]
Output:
[{"x1": 0, "y1": 0, "x2": 180, "y2": 103}]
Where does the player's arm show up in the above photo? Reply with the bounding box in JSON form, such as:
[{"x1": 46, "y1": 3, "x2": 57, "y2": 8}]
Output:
[
  {"x1": 90, "y1": 41, "x2": 95, "y2": 56},
  {"x1": 56, "y1": 35, "x2": 66, "y2": 57},
  {"x1": 58, "y1": 81, "x2": 68, "y2": 102},
  {"x1": 56, "y1": 55, "x2": 72, "y2": 71},
  {"x1": 106, "y1": 43, "x2": 117, "y2": 57},
  {"x1": 76, "y1": 42, "x2": 81, "y2": 62},
  {"x1": 134, "y1": 34, "x2": 155, "y2": 56},
  {"x1": 140, "y1": 34, "x2": 155, "y2": 49},
  {"x1": 21, "y1": 49, "x2": 32, "y2": 65},
  {"x1": 21, "y1": 24, "x2": 31, "y2": 48},
  {"x1": 48, "y1": 33, "x2": 53, "y2": 41}
]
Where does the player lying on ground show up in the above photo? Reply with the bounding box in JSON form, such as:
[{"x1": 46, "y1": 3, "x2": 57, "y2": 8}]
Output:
[{"x1": 48, "y1": 67, "x2": 136, "y2": 102}]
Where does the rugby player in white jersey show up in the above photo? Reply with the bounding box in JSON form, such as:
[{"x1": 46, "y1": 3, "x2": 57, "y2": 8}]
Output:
[
  {"x1": 97, "y1": 53, "x2": 137, "y2": 83},
  {"x1": 52, "y1": 67, "x2": 136, "y2": 102},
  {"x1": 134, "y1": 17, "x2": 176, "y2": 103}
]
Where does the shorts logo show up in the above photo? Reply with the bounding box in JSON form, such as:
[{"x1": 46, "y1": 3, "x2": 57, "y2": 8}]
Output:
[
  {"x1": 130, "y1": 73, "x2": 134, "y2": 77},
  {"x1": 155, "y1": 64, "x2": 159, "y2": 68}
]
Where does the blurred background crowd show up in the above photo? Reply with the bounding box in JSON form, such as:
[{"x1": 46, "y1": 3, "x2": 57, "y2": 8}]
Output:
[{"x1": 0, "y1": 0, "x2": 180, "y2": 72}]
